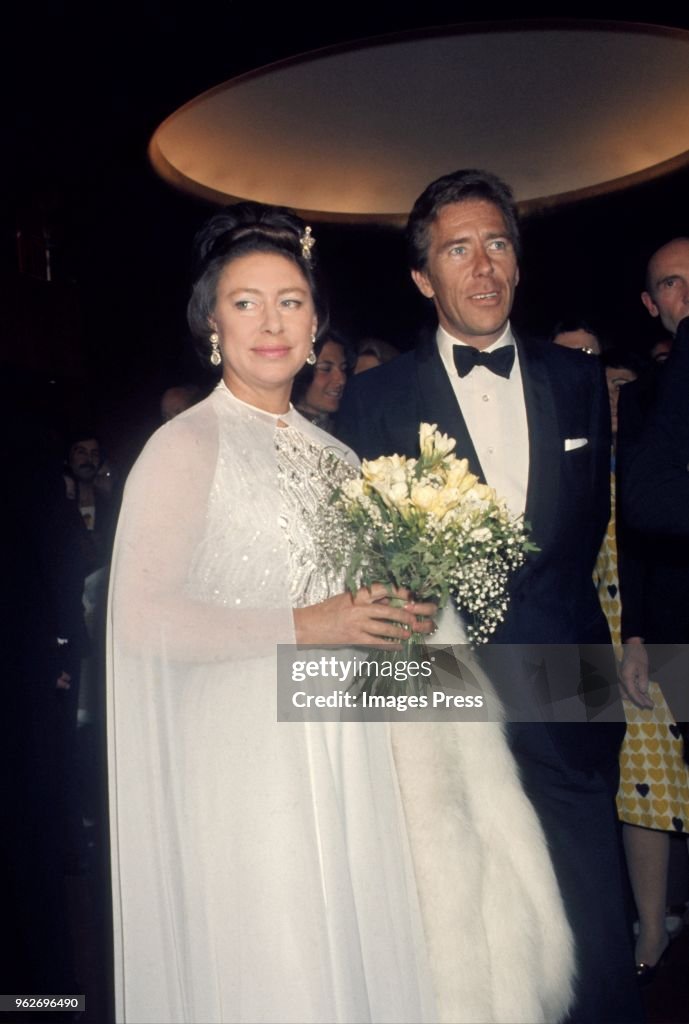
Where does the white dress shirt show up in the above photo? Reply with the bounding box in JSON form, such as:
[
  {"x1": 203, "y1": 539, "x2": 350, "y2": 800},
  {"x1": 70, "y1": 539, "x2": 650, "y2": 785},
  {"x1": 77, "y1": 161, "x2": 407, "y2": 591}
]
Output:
[{"x1": 436, "y1": 323, "x2": 530, "y2": 519}]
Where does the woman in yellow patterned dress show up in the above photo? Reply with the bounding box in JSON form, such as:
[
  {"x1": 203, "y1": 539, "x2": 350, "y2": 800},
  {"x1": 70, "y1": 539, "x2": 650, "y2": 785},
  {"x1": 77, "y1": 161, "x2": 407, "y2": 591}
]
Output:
[{"x1": 595, "y1": 351, "x2": 689, "y2": 983}]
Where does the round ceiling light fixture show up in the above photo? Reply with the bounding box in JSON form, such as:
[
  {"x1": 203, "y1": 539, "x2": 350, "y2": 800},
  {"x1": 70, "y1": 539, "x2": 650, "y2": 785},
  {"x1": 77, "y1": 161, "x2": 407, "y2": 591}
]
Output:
[{"x1": 150, "y1": 20, "x2": 689, "y2": 221}]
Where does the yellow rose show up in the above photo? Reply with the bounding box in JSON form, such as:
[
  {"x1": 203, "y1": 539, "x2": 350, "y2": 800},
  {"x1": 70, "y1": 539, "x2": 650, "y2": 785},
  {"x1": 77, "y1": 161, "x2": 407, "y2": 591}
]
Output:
[
  {"x1": 362, "y1": 454, "x2": 410, "y2": 509},
  {"x1": 410, "y1": 483, "x2": 438, "y2": 512},
  {"x1": 430, "y1": 487, "x2": 464, "y2": 518},
  {"x1": 445, "y1": 457, "x2": 479, "y2": 495},
  {"x1": 410, "y1": 482, "x2": 464, "y2": 521}
]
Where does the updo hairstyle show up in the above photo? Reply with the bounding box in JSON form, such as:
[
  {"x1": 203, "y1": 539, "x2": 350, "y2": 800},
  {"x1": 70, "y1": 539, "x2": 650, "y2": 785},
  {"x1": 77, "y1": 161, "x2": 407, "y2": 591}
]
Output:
[{"x1": 187, "y1": 201, "x2": 328, "y2": 372}]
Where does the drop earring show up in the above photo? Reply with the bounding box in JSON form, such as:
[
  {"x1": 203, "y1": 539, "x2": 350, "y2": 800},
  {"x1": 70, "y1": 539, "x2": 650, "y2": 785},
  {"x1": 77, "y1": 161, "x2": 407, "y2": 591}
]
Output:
[
  {"x1": 306, "y1": 332, "x2": 317, "y2": 366},
  {"x1": 209, "y1": 331, "x2": 221, "y2": 367}
]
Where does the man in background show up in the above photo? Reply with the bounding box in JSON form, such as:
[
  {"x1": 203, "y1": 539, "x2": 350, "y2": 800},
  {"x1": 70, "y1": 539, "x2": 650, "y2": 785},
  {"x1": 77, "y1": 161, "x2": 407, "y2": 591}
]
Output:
[
  {"x1": 160, "y1": 383, "x2": 204, "y2": 422},
  {"x1": 623, "y1": 237, "x2": 689, "y2": 535}
]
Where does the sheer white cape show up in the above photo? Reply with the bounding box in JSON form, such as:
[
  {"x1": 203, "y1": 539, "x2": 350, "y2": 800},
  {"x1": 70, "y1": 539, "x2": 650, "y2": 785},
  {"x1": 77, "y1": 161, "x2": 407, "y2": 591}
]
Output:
[{"x1": 107, "y1": 382, "x2": 574, "y2": 1024}]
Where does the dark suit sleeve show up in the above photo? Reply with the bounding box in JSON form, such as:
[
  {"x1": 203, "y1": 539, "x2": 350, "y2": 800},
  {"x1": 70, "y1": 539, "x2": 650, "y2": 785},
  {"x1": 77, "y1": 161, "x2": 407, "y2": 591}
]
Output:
[
  {"x1": 616, "y1": 380, "x2": 651, "y2": 639},
  {"x1": 589, "y1": 356, "x2": 613, "y2": 557},
  {"x1": 577, "y1": 355, "x2": 613, "y2": 638},
  {"x1": 335, "y1": 374, "x2": 372, "y2": 459},
  {"x1": 335, "y1": 354, "x2": 422, "y2": 462},
  {"x1": 621, "y1": 317, "x2": 689, "y2": 536}
]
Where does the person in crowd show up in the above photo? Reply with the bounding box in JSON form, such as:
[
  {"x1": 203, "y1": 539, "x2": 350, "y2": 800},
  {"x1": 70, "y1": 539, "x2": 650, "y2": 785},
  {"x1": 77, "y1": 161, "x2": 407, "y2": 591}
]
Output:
[
  {"x1": 550, "y1": 316, "x2": 602, "y2": 355},
  {"x1": 107, "y1": 201, "x2": 574, "y2": 1024},
  {"x1": 160, "y1": 383, "x2": 204, "y2": 421},
  {"x1": 291, "y1": 329, "x2": 352, "y2": 431},
  {"x1": 63, "y1": 430, "x2": 116, "y2": 574},
  {"x1": 650, "y1": 336, "x2": 673, "y2": 364},
  {"x1": 593, "y1": 347, "x2": 687, "y2": 981},
  {"x1": 337, "y1": 168, "x2": 643, "y2": 1023},
  {"x1": 354, "y1": 336, "x2": 401, "y2": 374},
  {"x1": 62, "y1": 428, "x2": 118, "y2": 877},
  {"x1": 603, "y1": 348, "x2": 645, "y2": 437},
  {"x1": 616, "y1": 238, "x2": 689, "y2": 980},
  {"x1": 622, "y1": 237, "x2": 689, "y2": 534}
]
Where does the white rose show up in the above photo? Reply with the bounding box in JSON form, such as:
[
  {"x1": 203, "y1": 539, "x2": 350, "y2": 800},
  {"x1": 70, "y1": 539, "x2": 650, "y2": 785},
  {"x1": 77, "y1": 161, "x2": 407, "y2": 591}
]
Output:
[
  {"x1": 341, "y1": 477, "x2": 365, "y2": 502},
  {"x1": 410, "y1": 483, "x2": 438, "y2": 512},
  {"x1": 433, "y1": 430, "x2": 457, "y2": 458}
]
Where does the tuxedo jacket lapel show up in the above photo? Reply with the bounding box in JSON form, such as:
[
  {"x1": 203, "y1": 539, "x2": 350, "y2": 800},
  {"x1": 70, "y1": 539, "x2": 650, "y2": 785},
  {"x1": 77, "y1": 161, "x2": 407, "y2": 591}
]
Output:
[
  {"x1": 414, "y1": 339, "x2": 486, "y2": 481},
  {"x1": 518, "y1": 338, "x2": 560, "y2": 555}
]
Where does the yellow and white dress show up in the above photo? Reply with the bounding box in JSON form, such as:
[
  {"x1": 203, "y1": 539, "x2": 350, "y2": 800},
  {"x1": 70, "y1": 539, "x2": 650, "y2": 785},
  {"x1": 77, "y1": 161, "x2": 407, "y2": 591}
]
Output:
[{"x1": 595, "y1": 473, "x2": 689, "y2": 833}]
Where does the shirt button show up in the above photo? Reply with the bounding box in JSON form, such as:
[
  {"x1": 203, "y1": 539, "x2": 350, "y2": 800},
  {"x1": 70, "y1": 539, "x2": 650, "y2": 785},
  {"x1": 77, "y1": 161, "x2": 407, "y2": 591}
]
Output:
[
  {"x1": 482, "y1": 394, "x2": 490, "y2": 402},
  {"x1": 487, "y1": 446, "x2": 495, "y2": 455}
]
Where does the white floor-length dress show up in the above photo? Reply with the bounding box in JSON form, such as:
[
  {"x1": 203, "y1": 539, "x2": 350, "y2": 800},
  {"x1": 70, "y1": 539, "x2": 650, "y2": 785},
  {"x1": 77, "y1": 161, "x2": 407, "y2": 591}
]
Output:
[{"x1": 107, "y1": 382, "x2": 574, "y2": 1024}]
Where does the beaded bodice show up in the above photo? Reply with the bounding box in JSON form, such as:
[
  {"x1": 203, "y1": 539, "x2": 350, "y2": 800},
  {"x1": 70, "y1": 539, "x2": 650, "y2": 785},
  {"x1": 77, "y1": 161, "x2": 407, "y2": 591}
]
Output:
[
  {"x1": 275, "y1": 425, "x2": 354, "y2": 607},
  {"x1": 184, "y1": 384, "x2": 355, "y2": 614}
]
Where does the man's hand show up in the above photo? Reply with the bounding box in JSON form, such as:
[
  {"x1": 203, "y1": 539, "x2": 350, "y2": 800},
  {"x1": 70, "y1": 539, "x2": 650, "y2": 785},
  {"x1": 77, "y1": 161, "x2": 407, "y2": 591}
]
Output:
[
  {"x1": 618, "y1": 637, "x2": 653, "y2": 709},
  {"x1": 56, "y1": 670, "x2": 72, "y2": 690}
]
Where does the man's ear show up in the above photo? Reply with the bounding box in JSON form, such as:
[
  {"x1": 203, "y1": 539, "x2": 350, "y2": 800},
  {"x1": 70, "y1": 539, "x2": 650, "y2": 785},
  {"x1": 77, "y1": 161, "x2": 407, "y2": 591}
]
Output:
[
  {"x1": 411, "y1": 268, "x2": 434, "y2": 299},
  {"x1": 641, "y1": 291, "x2": 659, "y2": 318}
]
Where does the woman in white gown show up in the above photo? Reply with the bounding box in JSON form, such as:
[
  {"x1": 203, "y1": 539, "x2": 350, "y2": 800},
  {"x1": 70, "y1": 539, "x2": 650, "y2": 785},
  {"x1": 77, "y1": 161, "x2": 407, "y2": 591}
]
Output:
[{"x1": 107, "y1": 203, "x2": 575, "y2": 1024}]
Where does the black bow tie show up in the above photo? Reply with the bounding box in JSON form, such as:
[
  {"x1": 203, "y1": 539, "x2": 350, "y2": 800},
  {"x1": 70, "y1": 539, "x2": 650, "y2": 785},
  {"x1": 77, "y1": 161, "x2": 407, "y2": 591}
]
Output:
[{"x1": 453, "y1": 344, "x2": 515, "y2": 379}]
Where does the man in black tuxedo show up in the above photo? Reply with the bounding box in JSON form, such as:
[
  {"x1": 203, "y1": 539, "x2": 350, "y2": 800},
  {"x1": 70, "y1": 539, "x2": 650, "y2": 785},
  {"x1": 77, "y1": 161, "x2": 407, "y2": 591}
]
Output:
[
  {"x1": 337, "y1": 170, "x2": 641, "y2": 1023},
  {"x1": 622, "y1": 238, "x2": 689, "y2": 539},
  {"x1": 619, "y1": 238, "x2": 689, "y2": 780}
]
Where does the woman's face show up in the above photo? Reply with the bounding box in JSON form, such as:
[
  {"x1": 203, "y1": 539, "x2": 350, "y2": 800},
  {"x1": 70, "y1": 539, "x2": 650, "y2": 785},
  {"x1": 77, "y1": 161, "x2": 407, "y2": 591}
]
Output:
[
  {"x1": 301, "y1": 340, "x2": 348, "y2": 416},
  {"x1": 210, "y1": 251, "x2": 317, "y2": 413}
]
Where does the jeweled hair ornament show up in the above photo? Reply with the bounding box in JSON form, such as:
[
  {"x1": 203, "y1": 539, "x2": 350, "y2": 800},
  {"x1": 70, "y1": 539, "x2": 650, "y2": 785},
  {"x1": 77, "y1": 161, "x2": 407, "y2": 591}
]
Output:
[{"x1": 300, "y1": 226, "x2": 316, "y2": 262}]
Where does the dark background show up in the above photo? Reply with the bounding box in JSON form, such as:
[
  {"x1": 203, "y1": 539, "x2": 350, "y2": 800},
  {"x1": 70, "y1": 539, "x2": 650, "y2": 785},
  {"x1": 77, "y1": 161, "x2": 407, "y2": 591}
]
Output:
[
  {"x1": 3, "y1": 4, "x2": 689, "y2": 468},
  {"x1": 2, "y1": 11, "x2": 689, "y2": 1021}
]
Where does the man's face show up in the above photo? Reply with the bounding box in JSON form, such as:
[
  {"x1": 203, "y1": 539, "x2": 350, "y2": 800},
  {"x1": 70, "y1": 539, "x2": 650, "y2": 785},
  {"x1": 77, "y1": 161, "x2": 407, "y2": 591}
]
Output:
[
  {"x1": 68, "y1": 439, "x2": 100, "y2": 483},
  {"x1": 411, "y1": 199, "x2": 519, "y2": 350},
  {"x1": 641, "y1": 239, "x2": 689, "y2": 337}
]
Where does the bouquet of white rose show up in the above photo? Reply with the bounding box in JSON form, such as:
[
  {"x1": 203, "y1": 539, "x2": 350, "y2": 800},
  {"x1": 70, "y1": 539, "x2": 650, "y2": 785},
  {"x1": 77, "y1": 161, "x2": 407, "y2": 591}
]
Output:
[{"x1": 322, "y1": 423, "x2": 536, "y2": 693}]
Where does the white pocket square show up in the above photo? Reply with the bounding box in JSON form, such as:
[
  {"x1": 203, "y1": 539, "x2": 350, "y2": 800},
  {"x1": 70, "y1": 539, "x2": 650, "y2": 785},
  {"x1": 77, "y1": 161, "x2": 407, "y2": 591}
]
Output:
[{"x1": 564, "y1": 437, "x2": 588, "y2": 451}]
